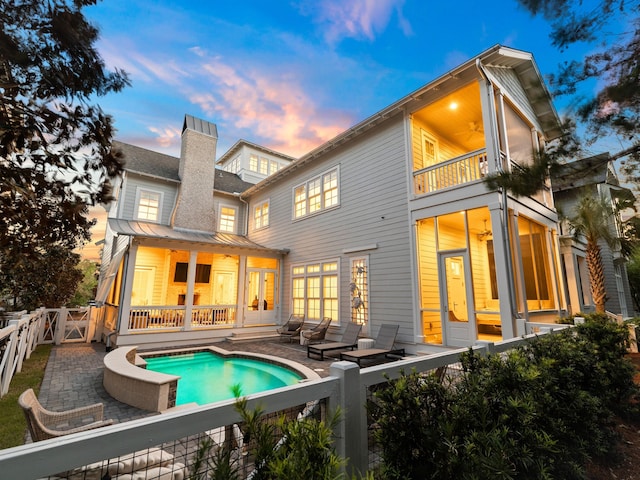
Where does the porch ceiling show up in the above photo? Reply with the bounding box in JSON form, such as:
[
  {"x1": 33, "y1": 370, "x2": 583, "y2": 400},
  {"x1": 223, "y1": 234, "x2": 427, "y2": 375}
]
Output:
[{"x1": 108, "y1": 219, "x2": 288, "y2": 254}]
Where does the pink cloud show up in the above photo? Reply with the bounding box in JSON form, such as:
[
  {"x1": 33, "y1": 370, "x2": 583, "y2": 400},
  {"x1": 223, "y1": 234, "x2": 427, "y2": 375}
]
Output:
[{"x1": 191, "y1": 59, "x2": 353, "y2": 157}]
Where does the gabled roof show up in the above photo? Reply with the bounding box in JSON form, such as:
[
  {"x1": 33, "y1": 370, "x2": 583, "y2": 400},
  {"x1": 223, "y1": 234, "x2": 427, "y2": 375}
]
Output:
[
  {"x1": 108, "y1": 218, "x2": 287, "y2": 253},
  {"x1": 216, "y1": 139, "x2": 296, "y2": 165},
  {"x1": 241, "y1": 44, "x2": 561, "y2": 198},
  {"x1": 113, "y1": 140, "x2": 180, "y2": 182},
  {"x1": 113, "y1": 140, "x2": 252, "y2": 194},
  {"x1": 552, "y1": 153, "x2": 619, "y2": 192}
]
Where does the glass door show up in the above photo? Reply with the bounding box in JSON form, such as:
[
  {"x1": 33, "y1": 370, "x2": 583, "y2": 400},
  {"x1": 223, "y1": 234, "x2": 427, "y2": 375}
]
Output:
[
  {"x1": 440, "y1": 252, "x2": 475, "y2": 346},
  {"x1": 245, "y1": 269, "x2": 277, "y2": 325}
]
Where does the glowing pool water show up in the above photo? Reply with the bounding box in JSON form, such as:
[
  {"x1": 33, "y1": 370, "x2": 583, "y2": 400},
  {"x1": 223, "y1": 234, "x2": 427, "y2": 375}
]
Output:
[{"x1": 144, "y1": 351, "x2": 303, "y2": 405}]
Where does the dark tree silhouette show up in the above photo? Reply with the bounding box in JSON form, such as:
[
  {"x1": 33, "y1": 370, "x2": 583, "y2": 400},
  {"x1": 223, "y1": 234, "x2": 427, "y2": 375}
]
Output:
[{"x1": 0, "y1": 0, "x2": 129, "y2": 308}]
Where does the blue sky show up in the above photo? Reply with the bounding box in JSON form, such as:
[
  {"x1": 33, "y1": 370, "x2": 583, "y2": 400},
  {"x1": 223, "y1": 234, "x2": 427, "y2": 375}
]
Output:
[{"x1": 85, "y1": 0, "x2": 615, "y2": 160}]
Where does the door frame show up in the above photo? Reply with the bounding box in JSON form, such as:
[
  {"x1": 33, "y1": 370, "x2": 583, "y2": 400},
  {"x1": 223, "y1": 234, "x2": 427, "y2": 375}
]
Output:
[
  {"x1": 244, "y1": 268, "x2": 278, "y2": 325},
  {"x1": 439, "y1": 250, "x2": 476, "y2": 346}
]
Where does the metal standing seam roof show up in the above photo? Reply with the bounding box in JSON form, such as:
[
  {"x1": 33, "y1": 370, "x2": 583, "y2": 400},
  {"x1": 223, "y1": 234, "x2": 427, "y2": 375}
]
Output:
[{"x1": 108, "y1": 218, "x2": 287, "y2": 253}]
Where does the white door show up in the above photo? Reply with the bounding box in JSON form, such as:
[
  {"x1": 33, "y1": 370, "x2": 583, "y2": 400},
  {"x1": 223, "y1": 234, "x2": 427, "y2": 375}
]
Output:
[
  {"x1": 440, "y1": 253, "x2": 475, "y2": 346},
  {"x1": 131, "y1": 267, "x2": 155, "y2": 306},
  {"x1": 245, "y1": 269, "x2": 277, "y2": 325}
]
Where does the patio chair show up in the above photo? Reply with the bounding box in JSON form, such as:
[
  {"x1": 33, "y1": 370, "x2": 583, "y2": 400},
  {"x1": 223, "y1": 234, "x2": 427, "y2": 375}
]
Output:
[
  {"x1": 307, "y1": 322, "x2": 362, "y2": 360},
  {"x1": 301, "y1": 317, "x2": 332, "y2": 345},
  {"x1": 19, "y1": 388, "x2": 114, "y2": 442},
  {"x1": 276, "y1": 314, "x2": 305, "y2": 343},
  {"x1": 340, "y1": 324, "x2": 404, "y2": 367}
]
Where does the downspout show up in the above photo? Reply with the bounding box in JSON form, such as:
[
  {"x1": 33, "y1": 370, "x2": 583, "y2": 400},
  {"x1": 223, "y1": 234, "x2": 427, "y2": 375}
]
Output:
[
  {"x1": 236, "y1": 193, "x2": 249, "y2": 236},
  {"x1": 475, "y1": 59, "x2": 520, "y2": 326}
]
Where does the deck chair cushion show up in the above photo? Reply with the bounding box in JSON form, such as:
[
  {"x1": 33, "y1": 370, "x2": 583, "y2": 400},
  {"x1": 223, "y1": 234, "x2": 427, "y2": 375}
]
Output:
[{"x1": 286, "y1": 321, "x2": 301, "y2": 332}]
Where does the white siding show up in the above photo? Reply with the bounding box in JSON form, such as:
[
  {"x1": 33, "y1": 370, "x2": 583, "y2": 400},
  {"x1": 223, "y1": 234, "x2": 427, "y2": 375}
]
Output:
[
  {"x1": 120, "y1": 174, "x2": 178, "y2": 225},
  {"x1": 247, "y1": 116, "x2": 415, "y2": 342}
]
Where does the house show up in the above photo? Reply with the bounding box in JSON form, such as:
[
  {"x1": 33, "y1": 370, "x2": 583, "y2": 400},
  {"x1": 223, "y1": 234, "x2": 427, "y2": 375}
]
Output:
[
  {"x1": 96, "y1": 45, "x2": 567, "y2": 352},
  {"x1": 553, "y1": 153, "x2": 635, "y2": 317}
]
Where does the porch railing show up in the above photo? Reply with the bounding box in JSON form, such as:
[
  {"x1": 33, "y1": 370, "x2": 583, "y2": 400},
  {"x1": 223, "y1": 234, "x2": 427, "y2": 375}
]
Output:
[
  {"x1": 413, "y1": 148, "x2": 487, "y2": 195},
  {"x1": 128, "y1": 305, "x2": 238, "y2": 331},
  {"x1": 0, "y1": 325, "x2": 568, "y2": 478}
]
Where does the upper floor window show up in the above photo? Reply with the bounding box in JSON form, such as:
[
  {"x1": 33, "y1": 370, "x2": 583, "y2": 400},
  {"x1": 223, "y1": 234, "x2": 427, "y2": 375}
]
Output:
[
  {"x1": 135, "y1": 188, "x2": 162, "y2": 222},
  {"x1": 293, "y1": 166, "x2": 340, "y2": 219},
  {"x1": 219, "y1": 205, "x2": 237, "y2": 233},
  {"x1": 259, "y1": 158, "x2": 268, "y2": 175},
  {"x1": 226, "y1": 156, "x2": 240, "y2": 174},
  {"x1": 249, "y1": 154, "x2": 259, "y2": 172},
  {"x1": 254, "y1": 200, "x2": 269, "y2": 230},
  {"x1": 270, "y1": 160, "x2": 279, "y2": 174}
]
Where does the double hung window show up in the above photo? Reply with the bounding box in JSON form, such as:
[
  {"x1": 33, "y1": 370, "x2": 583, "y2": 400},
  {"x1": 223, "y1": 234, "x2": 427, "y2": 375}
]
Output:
[
  {"x1": 292, "y1": 260, "x2": 339, "y2": 321},
  {"x1": 293, "y1": 167, "x2": 339, "y2": 219}
]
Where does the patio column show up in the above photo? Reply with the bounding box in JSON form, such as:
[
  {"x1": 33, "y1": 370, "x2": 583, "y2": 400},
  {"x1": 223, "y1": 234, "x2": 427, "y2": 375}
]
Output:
[
  {"x1": 118, "y1": 241, "x2": 138, "y2": 335},
  {"x1": 183, "y1": 250, "x2": 198, "y2": 331},
  {"x1": 489, "y1": 202, "x2": 515, "y2": 339}
]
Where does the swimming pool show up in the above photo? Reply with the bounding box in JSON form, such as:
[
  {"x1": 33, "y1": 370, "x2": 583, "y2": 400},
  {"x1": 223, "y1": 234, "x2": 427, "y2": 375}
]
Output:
[{"x1": 144, "y1": 350, "x2": 304, "y2": 405}]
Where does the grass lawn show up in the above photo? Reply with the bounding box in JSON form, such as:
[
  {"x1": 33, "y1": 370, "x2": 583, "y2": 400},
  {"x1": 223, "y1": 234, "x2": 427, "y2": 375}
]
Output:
[{"x1": 0, "y1": 344, "x2": 52, "y2": 449}]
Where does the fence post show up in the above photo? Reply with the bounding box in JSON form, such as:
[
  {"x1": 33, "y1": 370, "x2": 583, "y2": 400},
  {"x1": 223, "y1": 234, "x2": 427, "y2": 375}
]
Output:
[
  {"x1": 516, "y1": 317, "x2": 527, "y2": 336},
  {"x1": 54, "y1": 307, "x2": 67, "y2": 345},
  {"x1": 474, "y1": 340, "x2": 495, "y2": 355},
  {"x1": 329, "y1": 360, "x2": 366, "y2": 477},
  {"x1": 0, "y1": 325, "x2": 18, "y2": 397}
]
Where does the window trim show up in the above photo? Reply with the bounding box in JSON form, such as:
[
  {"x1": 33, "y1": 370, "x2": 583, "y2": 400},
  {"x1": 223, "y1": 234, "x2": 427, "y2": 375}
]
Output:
[
  {"x1": 134, "y1": 187, "x2": 163, "y2": 223},
  {"x1": 253, "y1": 199, "x2": 270, "y2": 231},
  {"x1": 218, "y1": 204, "x2": 238, "y2": 233},
  {"x1": 291, "y1": 258, "x2": 340, "y2": 323},
  {"x1": 292, "y1": 166, "x2": 340, "y2": 220}
]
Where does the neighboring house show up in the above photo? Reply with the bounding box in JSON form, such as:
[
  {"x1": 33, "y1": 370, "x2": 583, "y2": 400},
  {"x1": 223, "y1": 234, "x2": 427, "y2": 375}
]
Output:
[
  {"x1": 553, "y1": 154, "x2": 635, "y2": 318},
  {"x1": 96, "y1": 45, "x2": 567, "y2": 351}
]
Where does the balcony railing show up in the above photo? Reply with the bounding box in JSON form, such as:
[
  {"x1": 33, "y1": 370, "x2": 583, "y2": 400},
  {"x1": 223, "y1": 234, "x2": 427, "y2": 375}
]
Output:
[
  {"x1": 413, "y1": 148, "x2": 487, "y2": 195},
  {"x1": 128, "y1": 305, "x2": 237, "y2": 331}
]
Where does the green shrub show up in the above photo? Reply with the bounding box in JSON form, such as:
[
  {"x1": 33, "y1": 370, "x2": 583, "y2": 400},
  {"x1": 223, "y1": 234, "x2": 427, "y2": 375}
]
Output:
[{"x1": 370, "y1": 318, "x2": 639, "y2": 480}]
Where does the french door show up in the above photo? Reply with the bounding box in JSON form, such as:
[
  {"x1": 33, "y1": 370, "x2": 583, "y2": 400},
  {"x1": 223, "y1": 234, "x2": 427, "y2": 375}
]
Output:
[{"x1": 245, "y1": 269, "x2": 277, "y2": 325}]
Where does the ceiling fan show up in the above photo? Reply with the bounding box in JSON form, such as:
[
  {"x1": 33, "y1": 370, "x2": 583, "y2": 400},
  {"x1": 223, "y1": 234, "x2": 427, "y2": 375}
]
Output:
[{"x1": 455, "y1": 121, "x2": 484, "y2": 141}]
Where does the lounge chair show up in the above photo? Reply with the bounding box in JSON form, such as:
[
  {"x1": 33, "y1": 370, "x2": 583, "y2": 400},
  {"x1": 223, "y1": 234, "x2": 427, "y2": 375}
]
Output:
[
  {"x1": 276, "y1": 314, "x2": 305, "y2": 343},
  {"x1": 301, "y1": 316, "x2": 332, "y2": 345},
  {"x1": 19, "y1": 388, "x2": 114, "y2": 442},
  {"x1": 339, "y1": 324, "x2": 404, "y2": 367},
  {"x1": 307, "y1": 322, "x2": 362, "y2": 360}
]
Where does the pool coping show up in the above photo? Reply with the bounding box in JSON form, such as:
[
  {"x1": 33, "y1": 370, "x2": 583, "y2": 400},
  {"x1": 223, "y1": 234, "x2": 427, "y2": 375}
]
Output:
[{"x1": 103, "y1": 345, "x2": 321, "y2": 413}]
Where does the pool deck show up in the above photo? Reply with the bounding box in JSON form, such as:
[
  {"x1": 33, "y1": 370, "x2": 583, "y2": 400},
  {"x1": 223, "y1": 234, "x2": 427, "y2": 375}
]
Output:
[{"x1": 37, "y1": 339, "x2": 338, "y2": 426}]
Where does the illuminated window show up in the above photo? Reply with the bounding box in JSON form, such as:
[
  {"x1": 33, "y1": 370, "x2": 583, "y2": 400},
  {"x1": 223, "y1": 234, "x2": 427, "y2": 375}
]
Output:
[
  {"x1": 270, "y1": 160, "x2": 279, "y2": 174},
  {"x1": 517, "y1": 216, "x2": 554, "y2": 310},
  {"x1": 219, "y1": 205, "x2": 237, "y2": 233},
  {"x1": 292, "y1": 260, "x2": 339, "y2": 321},
  {"x1": 260, "y1": 158, "x2": 268, "y2": 175},
  {"x1": 254, "y1": 200, "x2": 269, "y2": 230},
  {"x1": 293, "y1": 166, "x2": 340, "y2": 219},
  {"x1": 249, "y1": 154, "x2": 258, "y2": 172},
  {"x1": 135, "y1": 189, "x2": 162, "y2": 222}
]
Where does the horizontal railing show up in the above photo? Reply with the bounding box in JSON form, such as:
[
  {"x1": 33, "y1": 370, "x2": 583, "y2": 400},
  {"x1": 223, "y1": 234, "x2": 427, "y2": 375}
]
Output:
[
  {"x1": 0, "y1": 310, "x2": 43, "y2": 397},
  {"x1": 129, "y1": 305, "x2": 238, "y2": 331},
  {"x1": 413, "y1": 148, "x2": 487, "y2": 195},
  {"x1": 0, "y1": 325, "x2": 568, "y2": 478}
]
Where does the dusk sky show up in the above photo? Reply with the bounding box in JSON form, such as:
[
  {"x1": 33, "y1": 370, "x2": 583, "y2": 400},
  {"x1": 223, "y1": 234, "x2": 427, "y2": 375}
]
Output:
[
  {"x1": 84, "y1": 0, "x2": 620, "y2": 161},
  {"x1": 78, "y1": 0, "x2": 619, "y2": 260}
]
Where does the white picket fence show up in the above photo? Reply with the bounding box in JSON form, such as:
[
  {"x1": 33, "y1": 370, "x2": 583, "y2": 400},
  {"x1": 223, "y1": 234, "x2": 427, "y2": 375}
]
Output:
[{"x1": 0, "y1": 307, "x2": 95, "y2": 398}]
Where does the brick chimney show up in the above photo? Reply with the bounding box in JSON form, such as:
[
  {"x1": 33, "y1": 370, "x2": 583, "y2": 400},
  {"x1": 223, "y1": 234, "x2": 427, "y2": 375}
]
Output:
[{"x1": 171, "y1": 115, "x2": 218, "y2": 233}]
